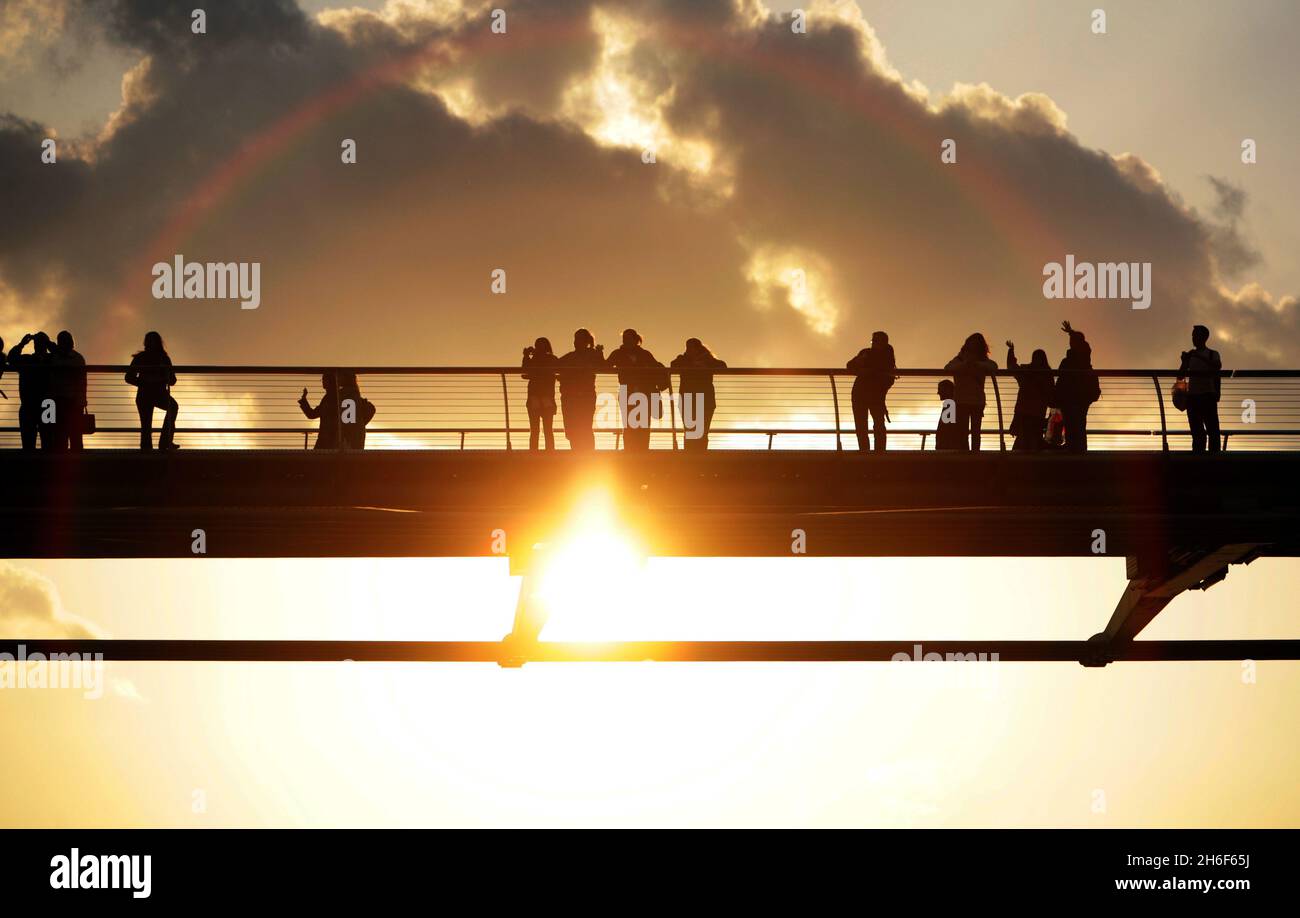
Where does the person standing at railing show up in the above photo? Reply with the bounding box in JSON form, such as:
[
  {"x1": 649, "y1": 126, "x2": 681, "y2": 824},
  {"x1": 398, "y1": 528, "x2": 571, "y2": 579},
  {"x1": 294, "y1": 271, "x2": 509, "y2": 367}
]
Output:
[
  {"x1": 606, "y1": 328, "x2": 667, "y2": 452},
  {"x1": 846, "y1": 330, "x2": 896, "y2": 451},
  {"x1": 522, "y1": 337, "x2": 560, "y2": 450},
  {"x1": 298, "y1": 372, "x2": 370, "y2": 450},
  {"x1": 49, "y1": 331, "x2": 88, "y2": 451},
  {"x1": 944, "y1": 333, "x2": 997, "y2": 451},
  {"x1": 125, "y1": 331, "x2": 179, "y2": 451},
  {"x1": 1178, "y1": 324, "x2": 1222, "y2": 453},
  {"x1": 1006, "y1": 341, "x2": 1053, "y2": 451},
  {"x1": 1051, "y1": 321, "x2": 1100, "y2": 452},
  {"x1": 934, "y1": 379, "x2": 964, "y2": 450},
  {"x1": 671, "y1": 338, "x2": 726, "y2": 451},
  {"x1": 558, "y1": 328, "x2": 605, "y2": 451},
  {"x1": 8, "y1": 331, "x2": 54, "y2": 450}
]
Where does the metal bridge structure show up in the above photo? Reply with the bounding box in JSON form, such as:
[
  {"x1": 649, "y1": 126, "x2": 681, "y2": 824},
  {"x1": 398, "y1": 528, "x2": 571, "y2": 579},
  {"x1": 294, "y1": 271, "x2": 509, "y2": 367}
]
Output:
[{"x1": 2, "y1": 365, "x2": 1297, "y2": 668}]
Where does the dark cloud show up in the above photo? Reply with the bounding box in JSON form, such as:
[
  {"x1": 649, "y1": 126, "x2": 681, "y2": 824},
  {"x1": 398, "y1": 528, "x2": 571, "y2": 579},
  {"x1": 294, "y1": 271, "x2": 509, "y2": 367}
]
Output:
[
  {"x1": 89, "y1": 0, "x2": 310, "y2": 56},
  {"x1": 0, "y1": 0, "x2": 1295, "y2": 370}
]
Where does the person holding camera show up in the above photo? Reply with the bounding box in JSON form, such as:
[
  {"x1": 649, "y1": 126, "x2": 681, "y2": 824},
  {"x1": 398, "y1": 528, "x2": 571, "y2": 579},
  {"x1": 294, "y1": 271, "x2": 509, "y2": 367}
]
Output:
[
  {"x1": 7, "y1": 331, "x2": 54, "y2": 449},
  {"x1": 522, "y1": 337, "x2": 559, "y2": 450}
]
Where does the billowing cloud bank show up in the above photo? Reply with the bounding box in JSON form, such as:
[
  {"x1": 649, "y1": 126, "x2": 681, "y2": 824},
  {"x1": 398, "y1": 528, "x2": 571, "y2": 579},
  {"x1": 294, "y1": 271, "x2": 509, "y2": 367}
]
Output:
[{"x1": 0, "y1": 0, "x2": 1295, "y2": 367}]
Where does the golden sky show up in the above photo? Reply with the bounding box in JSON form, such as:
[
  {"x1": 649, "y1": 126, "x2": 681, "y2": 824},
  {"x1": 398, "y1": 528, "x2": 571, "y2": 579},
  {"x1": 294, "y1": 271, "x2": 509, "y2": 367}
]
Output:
[{"x1": 2, "y1": 0, "x2": 1298, "y2": 826}]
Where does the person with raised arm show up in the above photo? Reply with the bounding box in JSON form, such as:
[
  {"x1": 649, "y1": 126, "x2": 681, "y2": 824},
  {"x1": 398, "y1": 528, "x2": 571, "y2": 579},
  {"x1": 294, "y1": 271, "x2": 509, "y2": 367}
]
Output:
[
  {"x1": 1006, "y1": 340, "x2": 1054, "y2": 451},
  {"x1": 8, "y1": 331, "x2": 54, "y2": 449},
  {"x1": 1051, "y1": 321, "x2": 1101, "y2": 452}
]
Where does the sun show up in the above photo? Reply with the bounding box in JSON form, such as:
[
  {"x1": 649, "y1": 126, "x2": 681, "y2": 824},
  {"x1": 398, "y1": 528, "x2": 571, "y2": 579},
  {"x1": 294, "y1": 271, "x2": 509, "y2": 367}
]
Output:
[{"x1": 531, "y1": 488, "x2": 646, "y2": 641}]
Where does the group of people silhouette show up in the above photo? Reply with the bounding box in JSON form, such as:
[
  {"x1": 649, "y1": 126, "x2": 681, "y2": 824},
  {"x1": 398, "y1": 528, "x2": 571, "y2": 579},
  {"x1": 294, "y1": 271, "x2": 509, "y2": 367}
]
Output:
[
  {"x1": 0, "y1": 323, "x2": 1224, "y2": 453},
  {"x1": 2, "y1": 330, "x2": 179, "y2": 450},
  {"x1": 522, "y1": 328, "x2": 726, "y2": 452},
  {"x1": 848, "y1": 321, "x2": 1222, "y2": 453}
]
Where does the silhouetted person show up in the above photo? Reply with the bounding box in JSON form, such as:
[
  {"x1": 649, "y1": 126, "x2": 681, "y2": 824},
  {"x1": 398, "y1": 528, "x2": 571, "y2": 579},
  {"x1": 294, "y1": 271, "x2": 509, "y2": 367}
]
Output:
[
  {"x1": 299, "y1": 372, "x2": 372, "y2": 450},
  {"x1": 1179, "y1": 324, "x2": 1222, "y2": 453},
  {"x1": 522, "y1": 337, "x2": 559, "y2": 450},
  {"x1": 557, "y1": 328, "x2": 605, "y2": 450},
  {"x1": 1006, "y1": 340, "x2": 1053, "y2": 451},
  {"x1": 846, "y1": 330, "x2": 896, "y2": 451},
  {"x1": 671, "y1": 338, "x2": 726, "y2": 451},
  {"x1": 49, "y1": 331, "x2": 88, "y2": 451},
  {"x1": 300, "y1": 373, "x2": 342, "y2": 449},
  {"x1": 944, "y1": 333, "x2": 997, "y2": 451},
  {"x1": 1051, "y1": 320, "x2": 1100, "y2": 452},
  {"x1": 8, "y1": 332, "x2": 53, "y2": 450},
  {"x1": 935, "y1": 379, "x2": 963, "y2": 450},
  {"x1": 606, "y1": 328, "x2": 665, "y2": 451},
  {"x1": 340, "y1": 372, "x2": 372, "y2": 449},
  {"x1": 125, "y1": 331, "x2": 179, "y2": 451}
]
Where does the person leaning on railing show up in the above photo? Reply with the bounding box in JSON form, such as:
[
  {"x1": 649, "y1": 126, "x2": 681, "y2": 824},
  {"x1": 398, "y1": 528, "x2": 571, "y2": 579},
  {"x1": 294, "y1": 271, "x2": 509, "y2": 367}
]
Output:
[
  {"x1": 522, "y1": 337, "x2": 559, "y2": 451},
  {"x1": 944, "y1": 333, "x2": 997, "y2": 451},
  {"x1": 606, "y1": 328, "x2": 666, "y2": 452},
  {"x1": 671, "y1": 338, "x2": 727, "y2": 451},
  {"x1": 557, "y1": 328, "x2": 605, "y2": 451},
  {"x1": 846, "y1": 330, "x2": 896, "y2": 452}
]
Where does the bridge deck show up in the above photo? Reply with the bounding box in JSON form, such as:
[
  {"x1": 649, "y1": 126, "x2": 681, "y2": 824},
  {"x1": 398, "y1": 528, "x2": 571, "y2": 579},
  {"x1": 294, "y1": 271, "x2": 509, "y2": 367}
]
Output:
[{"x1": 0, "y1": 449, "x2": 1294, "y2": 559}]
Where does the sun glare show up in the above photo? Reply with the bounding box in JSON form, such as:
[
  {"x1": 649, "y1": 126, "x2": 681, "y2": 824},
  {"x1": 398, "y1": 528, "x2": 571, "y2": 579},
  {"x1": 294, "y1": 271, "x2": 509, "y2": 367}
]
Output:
[{"x1": 533, "y1": 489, "x2": 646, "y2": 640}]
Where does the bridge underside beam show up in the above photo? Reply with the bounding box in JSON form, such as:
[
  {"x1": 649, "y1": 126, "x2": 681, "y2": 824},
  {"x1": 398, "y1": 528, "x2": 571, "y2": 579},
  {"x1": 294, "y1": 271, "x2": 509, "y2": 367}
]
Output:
[{"x1": 4, "y1": 638, "x2": 1297, "y2": 663}]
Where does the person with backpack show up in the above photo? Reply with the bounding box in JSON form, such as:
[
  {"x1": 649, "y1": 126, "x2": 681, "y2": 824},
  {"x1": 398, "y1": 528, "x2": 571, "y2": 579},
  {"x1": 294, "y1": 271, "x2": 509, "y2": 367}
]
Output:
[
  {"x1": 340, "y1": 371, "x2": 374, "y2": 449},
  {"x1": 846, "y1": 331, "x2": 896, "y2": 451},
  {"x1": 299, "y1": 371, "x2": 373, "y2": 450},
  {"x1": 1006, "y1": 340, "x2": 1054, "y2": 451},
  {"x1": 606, "y1": 328, "x2": 666, "y2": 451},
  {"x1": 1051, "y1": 320, "x2": 1100, "y2": 452},
  {"x1": 943, "y1": 333, "x2": 998, "y2": 451},
  {"x1": 49, "y1": 331, "x2": 88, "y2": 451},
  {"x1": 1177, "y1": 325, "x2": 1222, "y2": 453}
]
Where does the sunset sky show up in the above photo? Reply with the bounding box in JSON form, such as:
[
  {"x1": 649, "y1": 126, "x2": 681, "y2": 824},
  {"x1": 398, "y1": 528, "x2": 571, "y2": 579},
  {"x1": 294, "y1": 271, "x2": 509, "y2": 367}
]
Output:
[{"x1": 2, "y1": 0, "x2": 1298, "y2": 827}]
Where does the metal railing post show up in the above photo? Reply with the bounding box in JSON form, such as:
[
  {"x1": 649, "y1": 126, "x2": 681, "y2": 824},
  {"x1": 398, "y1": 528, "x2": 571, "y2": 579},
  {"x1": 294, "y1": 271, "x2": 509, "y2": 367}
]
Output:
[
  {"x1": 991, "y1": 375, "x2": 1007, "y2": 452},
  {"x1": 500, "y1": 372, "x2": 512, "y2": 451},
  {"x1": 333, "y1": 369, "x2": 343, "y2": 451},
  {"x1": 829, "y1": 374, "x2": 843, "y2": 451},
  {"x1": 669, "y1": 374, "x2": 678, "y2": 450},
  {"x1": 1151, "y1": 373, "x2": 1169, "y2": 452}
]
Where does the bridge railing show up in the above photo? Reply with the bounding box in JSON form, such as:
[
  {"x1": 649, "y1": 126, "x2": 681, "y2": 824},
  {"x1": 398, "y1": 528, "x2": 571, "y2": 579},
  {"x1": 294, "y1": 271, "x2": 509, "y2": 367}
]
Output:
[{"x1": 1, "y1": 366, "x2": 1298, "y2": 451}]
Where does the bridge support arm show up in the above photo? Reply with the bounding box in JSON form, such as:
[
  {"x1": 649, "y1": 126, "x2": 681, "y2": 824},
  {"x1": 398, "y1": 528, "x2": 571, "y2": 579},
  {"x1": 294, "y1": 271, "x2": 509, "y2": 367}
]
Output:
[{"x1": 1083, "y1": 543, "x2": 1264, "y2": 665}]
